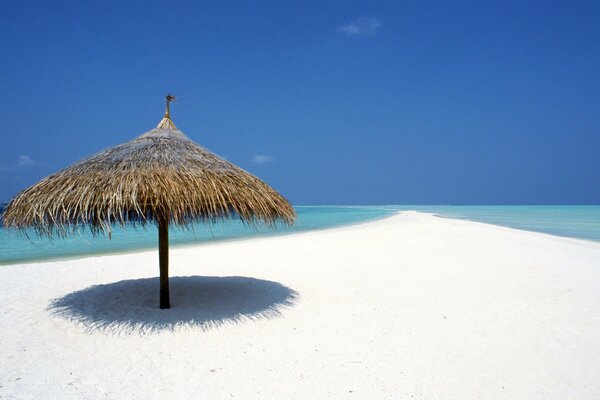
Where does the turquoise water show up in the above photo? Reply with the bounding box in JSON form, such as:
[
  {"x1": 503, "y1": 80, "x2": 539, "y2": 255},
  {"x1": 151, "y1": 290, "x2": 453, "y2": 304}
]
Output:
[
  {"x1": 391, "y1": 205, "x2": 600, "y2": 242},
  {"x1": 1, "y1": 205, "x2": 599, "y2": 265},
  {"x1": 0, "y1": 206, "x2": 394, "y2": 265}
]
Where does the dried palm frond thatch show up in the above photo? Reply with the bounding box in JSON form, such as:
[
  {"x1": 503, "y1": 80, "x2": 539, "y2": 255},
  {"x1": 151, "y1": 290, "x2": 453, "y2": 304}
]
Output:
[{"x1": 2, "y1": 96, "x2": 296, "y2": 309}]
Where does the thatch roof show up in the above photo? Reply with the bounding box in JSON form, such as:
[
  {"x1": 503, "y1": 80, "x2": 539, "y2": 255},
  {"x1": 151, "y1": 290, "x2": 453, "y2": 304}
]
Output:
[{"x1": 2, "y1": 108, "x2": 296, "y2": 236}]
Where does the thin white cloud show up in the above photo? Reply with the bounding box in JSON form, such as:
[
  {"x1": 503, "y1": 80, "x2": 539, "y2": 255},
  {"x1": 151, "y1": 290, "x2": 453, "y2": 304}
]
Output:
[
  {"x1": 251, "y1": 155, "x2": 274, "y2": 164},
  {"x1": 338, "y1": 17, "x2": 382, "y2": 36},
  {"x1": 17, "y1": 155, "x2": 35, "y2": 167}
]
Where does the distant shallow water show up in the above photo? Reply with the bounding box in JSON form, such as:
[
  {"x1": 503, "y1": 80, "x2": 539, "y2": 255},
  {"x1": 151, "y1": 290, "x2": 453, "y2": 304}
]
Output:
[
  {"x1": 1, "y1": 205, "x2": 599, "y2": 265},
  {"x1": 0, "y1": 206, "x2": 394, "y2": 265},
  {"x1": 393, "y1": 205, "x2": 600, "y2": 243}
]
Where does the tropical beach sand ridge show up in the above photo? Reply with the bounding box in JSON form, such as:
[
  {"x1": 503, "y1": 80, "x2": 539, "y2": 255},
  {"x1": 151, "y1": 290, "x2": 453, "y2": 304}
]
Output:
[{"x1": 1, "y1": 211, "x2": 599, "y2": 399}]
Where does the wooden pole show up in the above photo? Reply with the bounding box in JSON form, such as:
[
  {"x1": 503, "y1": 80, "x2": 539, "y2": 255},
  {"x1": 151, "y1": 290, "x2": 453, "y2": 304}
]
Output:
[{"x1": 158, "y1": 216, "x2": 170, "y2": 309}]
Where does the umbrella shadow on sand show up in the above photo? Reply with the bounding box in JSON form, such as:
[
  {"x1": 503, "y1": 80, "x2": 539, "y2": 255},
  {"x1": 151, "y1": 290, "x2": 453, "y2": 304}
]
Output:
[{"x1": 48, "y1": 275, "x2": 298, "y2": 335}]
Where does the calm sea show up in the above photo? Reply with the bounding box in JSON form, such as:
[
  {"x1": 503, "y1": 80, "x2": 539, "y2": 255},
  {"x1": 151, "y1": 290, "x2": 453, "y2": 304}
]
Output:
[{"x1": 1, "y1": 205, "x2": 599, "y2": 265}]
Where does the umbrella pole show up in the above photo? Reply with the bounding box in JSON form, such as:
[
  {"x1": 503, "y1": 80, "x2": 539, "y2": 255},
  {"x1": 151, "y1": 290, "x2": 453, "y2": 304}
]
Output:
[{"x1": 158, "y1": 216, "x2": 171, "y2": 309}]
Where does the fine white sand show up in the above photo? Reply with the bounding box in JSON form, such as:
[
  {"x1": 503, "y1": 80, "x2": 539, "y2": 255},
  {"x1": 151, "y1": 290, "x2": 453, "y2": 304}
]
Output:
[{"x1": 1, "y1": 211, "x2": 599, "y2": 399}]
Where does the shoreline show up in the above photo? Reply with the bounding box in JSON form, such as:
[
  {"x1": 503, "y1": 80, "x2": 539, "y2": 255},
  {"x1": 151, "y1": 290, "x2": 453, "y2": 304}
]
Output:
[
  {"x1": 0, "y1": 209, "x2": 397, "y2": 266},
  {"x1": 4, "y1": 210, "x2": 600, "y2": 267},
  {"x1": 431, "y1": 212, "x2": 600, "y2": 248}
]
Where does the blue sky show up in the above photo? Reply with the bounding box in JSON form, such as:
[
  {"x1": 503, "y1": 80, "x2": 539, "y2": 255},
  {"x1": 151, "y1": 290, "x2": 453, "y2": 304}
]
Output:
[{"x1": 1, "y1": 0, "x2": 598, "y2": 204}]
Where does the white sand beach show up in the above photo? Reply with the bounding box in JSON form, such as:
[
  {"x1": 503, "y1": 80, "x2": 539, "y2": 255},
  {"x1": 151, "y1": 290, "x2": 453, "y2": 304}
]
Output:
[{"x1": 1, "y1": 211, "x2": 599, "y2": 399}]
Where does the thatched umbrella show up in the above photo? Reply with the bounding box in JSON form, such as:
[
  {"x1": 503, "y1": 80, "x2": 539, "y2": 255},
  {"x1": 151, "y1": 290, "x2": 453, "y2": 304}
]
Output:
[{"x1": 2, "y1": 95, "x2": 296, "y2": 309}]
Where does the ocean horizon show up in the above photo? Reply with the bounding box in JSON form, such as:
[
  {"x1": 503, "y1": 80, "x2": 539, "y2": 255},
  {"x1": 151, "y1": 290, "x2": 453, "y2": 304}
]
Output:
[{"x1": 1, "y1": 204, "x2": 599, "y2": 265}]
